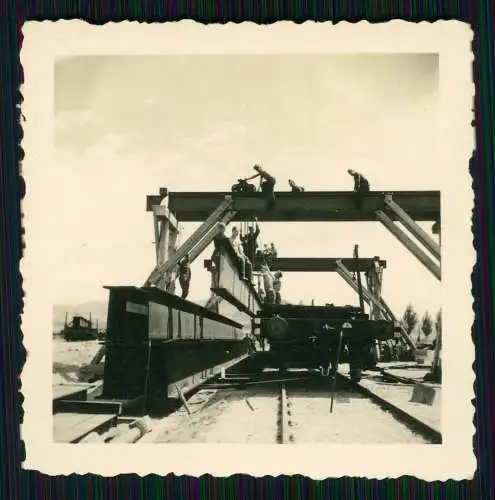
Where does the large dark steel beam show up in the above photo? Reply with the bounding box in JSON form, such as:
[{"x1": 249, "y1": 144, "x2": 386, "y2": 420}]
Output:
[
  {"x1": 101, "y1": 286, "x2": 250, "y2": 405},
  {"x1": 268, "y1": 257, "x2": 386, "y2": 272},
  {"x1": 167, "y1": 191, "x2": 440, "y2": 222}
]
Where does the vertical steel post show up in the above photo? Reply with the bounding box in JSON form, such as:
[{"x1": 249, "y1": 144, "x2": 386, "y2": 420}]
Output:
[{"x1": 330, "y1": 328, "x2": 344, "y2": 414}]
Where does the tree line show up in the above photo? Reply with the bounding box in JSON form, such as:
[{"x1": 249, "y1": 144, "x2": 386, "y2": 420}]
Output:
[{"x1": 402, "y1": 304, "x2": 441, "y2": 345}]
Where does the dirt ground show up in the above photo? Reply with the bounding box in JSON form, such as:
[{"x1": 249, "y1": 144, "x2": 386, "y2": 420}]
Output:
[
  {"x1": 287, "y1": 385, "x2": 428, "y2": 444},
  {"x1": 154, "y1": 387, "x2": 280, "y2": 444},
  {"x1": 153, "y1": 380, "x2": 429, "y2": 444},
  {"x1": 52, "y1": 337, "x2": 101, "y2": 386},
  {"x1": 52, "y1": 339, "x2": 440, "y2": 445}
]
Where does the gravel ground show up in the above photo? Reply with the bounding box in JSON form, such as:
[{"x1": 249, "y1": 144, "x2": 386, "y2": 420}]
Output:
[
  {"x1": 287, "y1": 385, "x2": 428, "y2": 444},
  {"x1": 155, "y1": 387, "x2": 280, "y2": 444},
  {"x1": 359, "y1": 379, "x2": 441, "y2": 432},
  {"x1": 52, "y1": 341, "x2": 441, "y2": 444},
  {"x1": 153, "y1": 378, "x2": 430, "y2": 444}
]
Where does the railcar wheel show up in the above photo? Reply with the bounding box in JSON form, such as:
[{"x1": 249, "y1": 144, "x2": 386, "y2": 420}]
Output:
[{"x1": 265, "y1": 315, "x2": 290, "y2": 341}]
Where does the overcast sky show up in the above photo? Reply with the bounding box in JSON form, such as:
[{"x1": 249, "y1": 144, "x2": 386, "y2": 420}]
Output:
[{"x1": 51, "y1": 54, "x2": 441, "y2": 320}]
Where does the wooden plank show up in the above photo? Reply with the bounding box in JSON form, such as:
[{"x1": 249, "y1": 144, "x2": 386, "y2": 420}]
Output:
[
  {"x1": 53, "y1": 386, "x2": 88, "y2": 403},
  {"x1": 54, "y1": 400, "x2": 125, "y2": 415},
  {"x1": 53, "y1": 413, "x2": 117, "y2": 443}
]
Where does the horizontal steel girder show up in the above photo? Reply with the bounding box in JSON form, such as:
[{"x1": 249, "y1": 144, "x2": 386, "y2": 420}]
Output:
[
  {"x1": 103, "y1": 285, "x2": 244, "y2": 343},
  {"x1": 101, "y1": 286, "x2": 250, "y2": 402},
  {"x1": 166, "y1": 190, "x2": 440, "y2": 222},
  {"x1": 268, "y1": 257, "x2": 386, "y2": 272}
]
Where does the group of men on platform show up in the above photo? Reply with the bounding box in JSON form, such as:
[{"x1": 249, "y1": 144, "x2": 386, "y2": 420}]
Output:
[
  {"x1": 231, "y1": 164, "x2": 371, "y2": 209},
  {"x1": 176, "y1": 165, "x2": 371, "y2": 301},
  {"x1": 208, "y1": 216, "x2": 284, "y2": 305}
]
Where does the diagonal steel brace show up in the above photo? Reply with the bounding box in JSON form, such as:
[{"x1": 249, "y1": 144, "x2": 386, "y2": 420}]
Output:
[
  {"x1": 144, "y1": 196, "x2": 234, "y2": 287},
  {"x1": 335, "y1": 260, "x2": 416, "y2": 350},
  {"x1": 376, "y1": 210, "x2": 441, "y2": 281},
  {"x1": 384, "y1": 194, "x2": 441, "y2": 261}
]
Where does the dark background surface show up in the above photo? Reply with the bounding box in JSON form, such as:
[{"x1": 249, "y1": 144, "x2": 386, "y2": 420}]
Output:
[{"x1": 0, "y1": 1, "x2": 490, "y2": 499}]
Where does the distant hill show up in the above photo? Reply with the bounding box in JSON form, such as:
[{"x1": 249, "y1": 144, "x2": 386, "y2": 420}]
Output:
[{"x1": 53, "y1": 297, "x2": 251, "y2": 333}]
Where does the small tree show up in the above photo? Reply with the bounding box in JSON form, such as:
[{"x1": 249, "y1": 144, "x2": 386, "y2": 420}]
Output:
[
  {"x1": 421, "y1": 311, "x2": 433, "y2": 343},
  {"x1": 402, "y1": 303, "x2": 418, "y2": 335}
]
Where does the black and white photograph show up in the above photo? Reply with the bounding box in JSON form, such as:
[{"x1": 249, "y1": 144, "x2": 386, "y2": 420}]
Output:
[{"x1": 21, "y1": 21, "x2": 475, "y2": 480}]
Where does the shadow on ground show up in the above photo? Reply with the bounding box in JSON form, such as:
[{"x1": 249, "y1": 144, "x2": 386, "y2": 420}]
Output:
[{"x1": 53, "y1": 362, "x2": 82, "y2": 383}]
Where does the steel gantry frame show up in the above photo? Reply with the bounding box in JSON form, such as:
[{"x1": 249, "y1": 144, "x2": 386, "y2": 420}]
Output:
[
  {"x1": 145, "y1": 188, "x2": 441, "y2": 369},
  {"x1": 162, "y1": 190, "x2": 441, "y2": 283}
]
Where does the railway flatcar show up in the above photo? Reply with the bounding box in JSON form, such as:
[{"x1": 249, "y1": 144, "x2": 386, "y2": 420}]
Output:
[{"x1": 256, "y1": 303, "x2": 400, "y2": 382}]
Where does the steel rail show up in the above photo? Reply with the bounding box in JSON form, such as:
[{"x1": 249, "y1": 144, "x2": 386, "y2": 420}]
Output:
[{"x1": 338, "y1": 373, "x2": 442, "y2": 444}]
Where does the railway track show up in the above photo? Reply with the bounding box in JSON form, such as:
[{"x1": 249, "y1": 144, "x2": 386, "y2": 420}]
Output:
[
  {"x1": 143, "y1": 370, "x2": 440, "y2": 445},
  {"x1": 277, "y1": 384, "x2": 292, "y2": 444},
  {"x1": 53, "y1": 356, "x2": 440, "y2": 445}
]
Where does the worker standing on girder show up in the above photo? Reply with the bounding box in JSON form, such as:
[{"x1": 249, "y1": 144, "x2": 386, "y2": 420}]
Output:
[
  {"x1": 288, "y1": 178, "x2": 305, "y2": 192},
  {"x1": 178, "y1": 254, "x2": 192, "y2": 299},
  {"x1": 347, "y1": 169, "x2": 370, "y2": 209},
  {"x1": 270, "y1": 242, "x2": 278, "y2": 260},
  {"x1": 243, "y1": 164, "x2": 277, "y2": 208},
  {"x1": 241, "y1": 217, "x2": 260, "y2": 265},
  {"x1": 209, "y1": 222, "x2": 229, "y2": 288},
  {"x1": 260, "y1": 263, "x2": 275, "y2": 304},
  {"x1": 273, "y1": 271, "x2": 283, "y2": 304},
  {"x1": 230, "y1": 226, "x2": 252, "y2": 281}
]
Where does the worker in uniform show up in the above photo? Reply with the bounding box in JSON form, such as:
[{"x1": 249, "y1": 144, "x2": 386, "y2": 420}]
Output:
[
  {"x1": 288, "y1": 178, "x2": 305, "y2": 192},
  {"x1": 273, "y1": 271, "x2": 283, "y2": 304},
  {"x1": 347, "y1": 169, "x2": 370, "y2": 209},
  {"x1": 241, "y1": 217, "x2": 260, "y2": 264},
  {"x1": 229, "y1": 226, "x2": 252, "y2": 281},
  {"x1": 260, "y1": 263, "x2": 275, "y2": 304},
  {"x1": 258, "y1": 286, "x2": 266, "y2": 303},
  {"x1": 270, "y1": 243, "x2": 278, "y2": 261},
  {"x1": 177, "y1": 254, "x2": 192, "y2": 299},
  {"x1": 207, "y1": 222, "x2": 229, "y2": 289},
  {"x1": 273, "y1": 273, "x2": 282, "y2": 304},
  {"x1": 244, "y1": 164, "x2": 277, "y2": 208}
]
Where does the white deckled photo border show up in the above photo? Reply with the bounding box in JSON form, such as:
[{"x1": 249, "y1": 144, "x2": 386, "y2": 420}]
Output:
[{"x1": 20, "y1": 20, "x2": 475, "y2": 480}]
